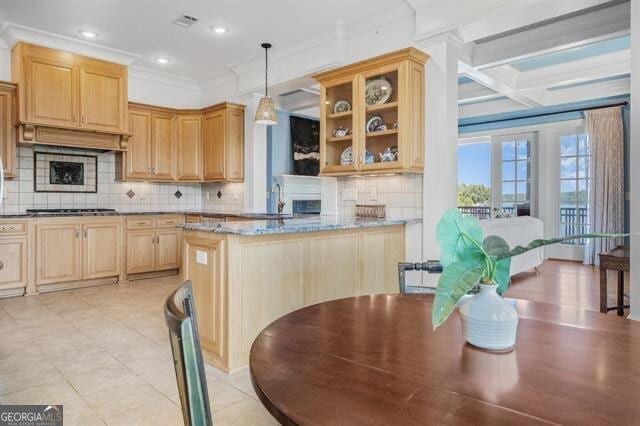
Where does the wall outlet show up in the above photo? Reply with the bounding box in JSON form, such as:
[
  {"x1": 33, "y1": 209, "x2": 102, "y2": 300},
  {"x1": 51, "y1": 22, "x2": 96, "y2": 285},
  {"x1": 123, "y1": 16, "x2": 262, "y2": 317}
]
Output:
[
  {"x1": 232, "y1": 193, "x2": 239, "y2": 201},
  {"x1": 206, "y1": 191, "x2": 211, "y2": 200},
  {"x1": 342, "y1": 189, "x2": 357, "y2": 201},
  {"x1": 369, "y1": 188, "x2": 378, "y2": 201}
]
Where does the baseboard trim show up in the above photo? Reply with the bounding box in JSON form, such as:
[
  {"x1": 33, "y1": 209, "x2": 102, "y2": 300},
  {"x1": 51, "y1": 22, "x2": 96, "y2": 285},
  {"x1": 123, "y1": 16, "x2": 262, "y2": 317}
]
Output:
[
  {"x1": 37, "y1": 277, "x2": 118, "y2": 293},
  {"x1": 126, "y1": 269, "x2": 179, "y2": 281}
]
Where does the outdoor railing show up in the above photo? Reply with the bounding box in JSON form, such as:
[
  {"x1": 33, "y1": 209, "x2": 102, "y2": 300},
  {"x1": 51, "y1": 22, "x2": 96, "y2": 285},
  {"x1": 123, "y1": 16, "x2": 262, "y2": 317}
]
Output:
[{"x1": 458, "y1": 205, "x2": 589, "y2": 243}]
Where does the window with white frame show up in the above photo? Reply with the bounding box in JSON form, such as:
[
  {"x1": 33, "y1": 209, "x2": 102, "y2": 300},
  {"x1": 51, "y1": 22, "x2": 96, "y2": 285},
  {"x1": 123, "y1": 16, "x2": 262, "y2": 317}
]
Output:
[
  {"x1": 495, "y1": 136, "x2": 533, "y2": 217},
  {"x1": 559, "y1": 134, "x2": 590, "y2": 244}
]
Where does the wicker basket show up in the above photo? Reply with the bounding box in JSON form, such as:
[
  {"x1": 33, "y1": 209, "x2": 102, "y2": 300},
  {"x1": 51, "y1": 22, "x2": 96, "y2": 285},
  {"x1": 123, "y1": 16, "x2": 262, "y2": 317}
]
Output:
[{"x1": 355, "y1": 204, "x2": 386, "y2": 218}]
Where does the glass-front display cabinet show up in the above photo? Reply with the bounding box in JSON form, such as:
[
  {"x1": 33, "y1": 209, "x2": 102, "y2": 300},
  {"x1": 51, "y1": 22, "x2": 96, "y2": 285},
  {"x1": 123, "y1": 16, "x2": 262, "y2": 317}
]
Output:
[{"x1": 314, "y1": 48, "x2": 428, "y2": 176}]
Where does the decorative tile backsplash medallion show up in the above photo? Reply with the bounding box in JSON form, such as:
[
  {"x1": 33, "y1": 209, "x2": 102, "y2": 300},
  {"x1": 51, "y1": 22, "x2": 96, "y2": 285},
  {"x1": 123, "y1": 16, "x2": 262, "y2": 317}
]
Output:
[
  {"x1": 126, "y1": 190, "x2": 136, "y2": 199},
  {"x1": 34, "y1": 152, "x2": 97, "y2": 193},
  {"x1": 174, "y1": 190, "x2": 182, "y2": 199}
]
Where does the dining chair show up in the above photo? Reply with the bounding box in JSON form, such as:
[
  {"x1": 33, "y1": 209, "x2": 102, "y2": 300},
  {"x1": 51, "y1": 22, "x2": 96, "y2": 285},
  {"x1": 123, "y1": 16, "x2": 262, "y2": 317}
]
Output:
[
  {"x1": 164, "y1": 280, "x2": 213, "y2": 426},
  {"x1": 398, "y1": 261, "x2": 442, "y2": 294}
]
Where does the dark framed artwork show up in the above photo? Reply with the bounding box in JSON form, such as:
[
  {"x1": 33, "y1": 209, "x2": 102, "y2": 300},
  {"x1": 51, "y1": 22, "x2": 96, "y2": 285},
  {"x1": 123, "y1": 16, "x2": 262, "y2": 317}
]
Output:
[{"x1": 290, "y1": 115, "x2": 320, "y2": 176}]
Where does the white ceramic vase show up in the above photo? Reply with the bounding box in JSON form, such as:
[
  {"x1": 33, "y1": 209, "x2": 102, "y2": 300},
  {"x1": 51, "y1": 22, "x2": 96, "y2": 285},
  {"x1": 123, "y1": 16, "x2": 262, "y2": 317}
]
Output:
[{"x1": 459, "y1": 284, "x2": 518, "y2": 351}]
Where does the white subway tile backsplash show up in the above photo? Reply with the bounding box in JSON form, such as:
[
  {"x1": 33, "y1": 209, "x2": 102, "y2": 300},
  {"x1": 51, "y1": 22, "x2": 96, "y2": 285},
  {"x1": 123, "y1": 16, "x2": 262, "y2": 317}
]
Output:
[{"x1": 337, "y1": 174, "x2": 422, "y2": 219}]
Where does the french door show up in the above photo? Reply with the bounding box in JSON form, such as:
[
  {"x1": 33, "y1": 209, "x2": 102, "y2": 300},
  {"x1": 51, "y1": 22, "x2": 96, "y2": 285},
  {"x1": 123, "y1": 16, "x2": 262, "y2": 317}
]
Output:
[{"x1": 490, "y1": 132, "x2": 537, "y2": 218}]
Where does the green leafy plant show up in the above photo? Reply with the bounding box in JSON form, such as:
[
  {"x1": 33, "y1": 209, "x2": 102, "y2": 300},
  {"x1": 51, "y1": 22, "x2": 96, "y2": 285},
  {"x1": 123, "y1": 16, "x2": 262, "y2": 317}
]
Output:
[{"x1": 431, "y1": 208, "x2": 624, "y2": 329}]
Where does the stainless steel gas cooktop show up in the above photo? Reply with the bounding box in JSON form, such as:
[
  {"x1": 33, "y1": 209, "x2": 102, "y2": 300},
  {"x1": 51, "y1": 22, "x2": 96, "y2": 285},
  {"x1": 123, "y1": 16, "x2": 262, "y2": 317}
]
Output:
[{"x1": 26, "y1": 208, "x2": 117, "y2": 215}]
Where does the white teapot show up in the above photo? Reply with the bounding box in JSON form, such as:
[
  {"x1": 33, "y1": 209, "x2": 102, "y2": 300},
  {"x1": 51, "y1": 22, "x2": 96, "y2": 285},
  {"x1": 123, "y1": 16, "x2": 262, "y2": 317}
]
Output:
[{"x1": 379, "y1": 147, "x2": 397, "y2": 162}]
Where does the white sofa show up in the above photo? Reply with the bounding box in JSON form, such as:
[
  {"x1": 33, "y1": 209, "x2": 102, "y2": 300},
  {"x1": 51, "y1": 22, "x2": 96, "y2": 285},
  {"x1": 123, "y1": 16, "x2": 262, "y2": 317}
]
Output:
[{"x1": 479, "y1": 216, "x2": 544, "y2": 276}]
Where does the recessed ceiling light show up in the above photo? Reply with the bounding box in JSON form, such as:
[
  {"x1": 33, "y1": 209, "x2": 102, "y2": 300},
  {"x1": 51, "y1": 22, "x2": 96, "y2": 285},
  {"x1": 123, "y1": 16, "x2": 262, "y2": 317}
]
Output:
[
  {"x1": 79, "y1": 30, "x2": 98, "y2": 39},
  {"x1": 212, "y1": 26, "x2": 228, "y2": 34},
  {"x1": 155, "y1": 57, "x2": 170, "y2": 65}
]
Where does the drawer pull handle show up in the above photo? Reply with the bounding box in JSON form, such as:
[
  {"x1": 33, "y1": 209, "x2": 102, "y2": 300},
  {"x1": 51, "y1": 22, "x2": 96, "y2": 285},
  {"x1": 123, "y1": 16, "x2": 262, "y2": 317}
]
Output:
[{"x1": 0, "y1": 260, "x2": 3, "y2": 270}]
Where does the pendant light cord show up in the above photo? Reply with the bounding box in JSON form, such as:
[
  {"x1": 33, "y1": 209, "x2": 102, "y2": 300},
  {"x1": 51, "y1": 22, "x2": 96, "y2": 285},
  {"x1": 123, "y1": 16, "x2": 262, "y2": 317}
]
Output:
[{"x1": 264, "y1": 45, "x2": 268, "y2": 97}]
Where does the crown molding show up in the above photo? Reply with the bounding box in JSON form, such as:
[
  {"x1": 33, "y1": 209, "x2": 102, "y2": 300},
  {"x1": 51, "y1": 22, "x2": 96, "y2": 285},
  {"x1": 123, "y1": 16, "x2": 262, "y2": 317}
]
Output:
[
  {"x1": 200, "y1": 70, "x2": 238, "y2": 91},
  {"x1": 0, "y1": 21, "x2": 140, "y2": 65},
  {"x1": 128, "y1": 65, "x2": 201, "y2": 91}
]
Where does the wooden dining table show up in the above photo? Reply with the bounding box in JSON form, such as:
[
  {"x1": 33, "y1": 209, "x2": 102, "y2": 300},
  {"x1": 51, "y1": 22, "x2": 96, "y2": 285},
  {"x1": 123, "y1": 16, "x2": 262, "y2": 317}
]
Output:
[{"x1": 249, "y1": 294, "x2": 640, "y2": 425}]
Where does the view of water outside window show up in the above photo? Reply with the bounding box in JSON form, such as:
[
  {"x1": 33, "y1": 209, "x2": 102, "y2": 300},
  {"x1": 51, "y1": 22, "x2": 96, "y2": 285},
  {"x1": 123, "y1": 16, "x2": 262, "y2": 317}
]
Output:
[
  {"x1": 457, "y1": 142, "x2": 491, "y2": 219},
  {"x1": 560, "y1": 134, "x2": 590, "y2": 244}
]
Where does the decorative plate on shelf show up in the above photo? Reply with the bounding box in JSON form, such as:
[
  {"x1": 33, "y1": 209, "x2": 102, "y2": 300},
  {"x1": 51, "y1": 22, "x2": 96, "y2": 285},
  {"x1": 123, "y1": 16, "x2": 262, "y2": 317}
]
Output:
[
  {"x1": 340, "y1": 147, "x2": 353, "y2": 166},
  {"x1": 366, "y1": 116, "x2": 384, "y2": 133},
  {"x1": 365, "y1": 77, "x2": 392, "y2": 105},
  {"x1": 333, "y1": 100, "x2": 351, "y2": 114}
]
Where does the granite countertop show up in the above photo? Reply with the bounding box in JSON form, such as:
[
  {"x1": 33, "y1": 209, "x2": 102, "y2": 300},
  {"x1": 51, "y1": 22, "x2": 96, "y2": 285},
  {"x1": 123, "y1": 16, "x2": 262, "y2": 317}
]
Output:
[
  {"x1": 0, "y1": 210, "x2": 297, "y2": 219},
  {"x1": 179, "y1": 215, "x2": 421, "y2": 236}
]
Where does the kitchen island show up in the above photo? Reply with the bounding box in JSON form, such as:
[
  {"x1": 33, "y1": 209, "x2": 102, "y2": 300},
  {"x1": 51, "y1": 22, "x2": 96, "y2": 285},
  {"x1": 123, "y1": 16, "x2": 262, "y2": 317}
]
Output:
[{"x1": 180, "y1": 216, "x2": 418, "y2": 372}]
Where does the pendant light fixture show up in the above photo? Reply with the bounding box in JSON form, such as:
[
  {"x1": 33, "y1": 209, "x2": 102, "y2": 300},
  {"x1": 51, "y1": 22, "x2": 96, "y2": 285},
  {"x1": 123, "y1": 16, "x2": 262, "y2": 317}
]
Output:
[{"x1": 254, "y1": 42, "x2": 278, "y2": 125}]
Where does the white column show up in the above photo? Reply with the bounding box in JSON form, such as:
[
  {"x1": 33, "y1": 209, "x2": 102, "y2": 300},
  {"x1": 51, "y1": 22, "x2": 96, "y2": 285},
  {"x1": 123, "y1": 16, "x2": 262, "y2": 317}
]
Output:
[
  {"x1": 242, "y1": 92, "x2": 268, "y2": 213},
  {"x1": 417, "y1": 34, "x2": 461, "y2": 286},
  {"x1": 630, "y1": 0, "x2": 640, "y2": 320}
]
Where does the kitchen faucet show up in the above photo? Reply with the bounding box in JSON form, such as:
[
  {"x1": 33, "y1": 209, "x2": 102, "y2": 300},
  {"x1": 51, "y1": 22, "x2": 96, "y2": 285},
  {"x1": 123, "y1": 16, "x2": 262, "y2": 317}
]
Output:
[{"x1": 271, "y1": 181, "x2": 286, "y2": 214}]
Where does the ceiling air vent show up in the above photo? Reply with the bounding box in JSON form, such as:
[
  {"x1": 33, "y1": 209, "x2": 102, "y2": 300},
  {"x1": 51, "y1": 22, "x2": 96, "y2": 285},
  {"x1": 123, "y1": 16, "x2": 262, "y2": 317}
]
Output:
[{"x1": 173, "y1": 14, "x2": 199, "y2": 28}]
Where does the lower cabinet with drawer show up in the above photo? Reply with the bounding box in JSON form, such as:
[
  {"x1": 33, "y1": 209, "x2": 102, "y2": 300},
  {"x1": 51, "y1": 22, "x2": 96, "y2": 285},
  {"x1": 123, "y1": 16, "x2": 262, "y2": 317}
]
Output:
[{"x1": 125, "y1": 215, "x2": 183, "y2": 278}]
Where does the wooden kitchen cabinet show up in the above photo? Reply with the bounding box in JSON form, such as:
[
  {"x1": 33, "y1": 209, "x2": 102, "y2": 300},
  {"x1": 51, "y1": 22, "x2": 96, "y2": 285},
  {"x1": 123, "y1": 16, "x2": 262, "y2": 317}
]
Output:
[
  {"x1": 156, "y1": 229, "x2": 182, "y2": 270},
  {"x1": 126, "y1": 230, "x2": 156, "y2": 274},
  {"x1": 83, "y1": 221, "x2": 122, "y2": 279},
  {"x1": 0, "y1": 238, "x2": 28, "y2": 296},
  {"x1": 151, "y1": 112, "x2": 175, "y2": 180},
  {"x1": 36, "y1": 223, "x2": 83, "y2": 285},
  {"x1": 203, "y1": 103, "x2": 245, "y2": 182},
  {"x1": 119, "y1": 102, "x2": 243, "y2": 183},
  {"x1": 176, "y1": 113, "x2": 203, "y2": 181},
  {"x1": 0, "y1": 82, "x2": 17, "y2": 178},
  {"x1": 125, "y1": 215, "x2": 183, "y2": 276},
  {"x1": 124, "y1": 108, "x2": 152, "y2": 179},
  {"x1": 12, "y1": 42, "x2": 128, "y2": 137},
  {"x1": 313, "y1": 47, "x2": 427, "y2": 176},
  {"x1": 80, "y1": 62, "x2": 127, "y2": 133}
]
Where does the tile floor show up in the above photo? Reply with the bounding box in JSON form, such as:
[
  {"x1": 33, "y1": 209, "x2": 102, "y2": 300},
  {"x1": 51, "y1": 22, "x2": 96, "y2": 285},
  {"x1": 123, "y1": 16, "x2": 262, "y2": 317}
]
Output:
[{"x1": 0, "y1": 275, "x2": 277, "y2": 426}]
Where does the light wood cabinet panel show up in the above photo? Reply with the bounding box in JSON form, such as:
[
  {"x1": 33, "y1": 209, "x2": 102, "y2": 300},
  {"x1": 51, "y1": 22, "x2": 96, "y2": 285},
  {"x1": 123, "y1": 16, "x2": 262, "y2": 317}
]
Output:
[
  {"x1": 359, "y1": 228, "x2": 404, "y2": 295},
  {"x1": 226, "y1": 106, "x2": 244, "y2": 181},
  {"x1": 176, "y1": 114, "x2": 203, "y2": 180},
  {"x1": 36, "y1": 224, "x2": 82, "y2": 285},
  {"x1": 0, "y1": 83, "x2": 17, "y2": 178},
  {"x1": 186, "y1": 238, "x2": 225, "y2": 360},
  {"x1": 151, "y1": 113, "x2": 175, "y2": 180},
  {"x1": 126, "y1": 230, "x2": 156, "y2": 274},
  {"x1": 83, "y1": 222, "x2": 121, "y2": 279},
  {"x1": 203, "y1": 109, "x2": 225, "y2": 181},
  {"x1": 304, "y1": 234, "x2": 359, "y2": 305},
  {"x1": 0, "y1": 238, "x2": 28, "y2": 291},
  {"x1": 124, "y1": 109, "x2": 152, "y2": 179},
  {"x1": 80, "y1": 64, "x2": 126, "y2": 133},
  {"x1": 156, "y1": 229, "x2": 182, "y2": 270},
  {"x1": 25, "y1": 55, "x2": 79, "y2": 127}
]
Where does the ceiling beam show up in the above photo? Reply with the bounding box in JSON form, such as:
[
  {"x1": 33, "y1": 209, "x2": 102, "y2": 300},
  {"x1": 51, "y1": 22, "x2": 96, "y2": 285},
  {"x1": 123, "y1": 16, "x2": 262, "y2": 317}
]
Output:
[
  {"x1": 459, "y1": 61, "x2": 543, "y2": 107},
  {"x1": 472, "y1": 1, "x2": 630, "y2": 69},
  {"x1": 516, "y1": 49, "x2": 630, "y2": 90}
]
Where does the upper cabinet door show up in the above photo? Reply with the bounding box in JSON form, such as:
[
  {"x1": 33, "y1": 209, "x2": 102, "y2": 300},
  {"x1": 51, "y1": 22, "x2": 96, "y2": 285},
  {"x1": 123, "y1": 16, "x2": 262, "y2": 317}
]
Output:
[
  {"x1": 126, "y1": 109, "x2": 152, "y2": 179},
  {"x1": 176, "y1": 114, "x2": 203, "y2": 181},
  {"x1": 226, "y1": 107, "x2": 244, "y2": 181},
  {"x1": 25, "y1": 55, "x2": 79, "y2": 127},
  {"x1": 151, "y1": 113, "x2": 175, "y2": 180},
  {"x1": 80, "y1": 63, "x2": 127, "y2": 133},
  {"x1": 203, "y1": 109, "x2": 226, "y2": 181}
]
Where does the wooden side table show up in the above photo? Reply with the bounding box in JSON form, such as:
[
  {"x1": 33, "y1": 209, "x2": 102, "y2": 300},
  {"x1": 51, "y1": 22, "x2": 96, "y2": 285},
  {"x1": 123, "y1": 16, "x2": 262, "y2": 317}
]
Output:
[{"x1": 599, "y1": 245, "x2": 630, "y2": 316}]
